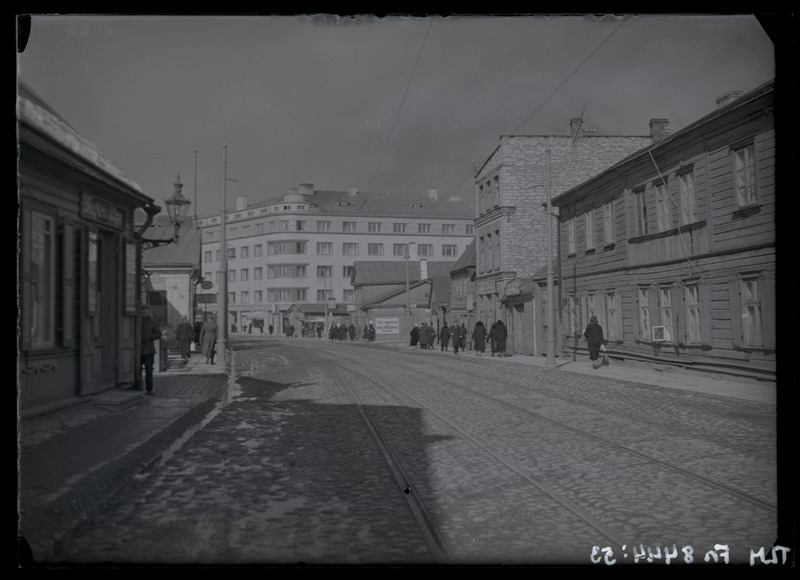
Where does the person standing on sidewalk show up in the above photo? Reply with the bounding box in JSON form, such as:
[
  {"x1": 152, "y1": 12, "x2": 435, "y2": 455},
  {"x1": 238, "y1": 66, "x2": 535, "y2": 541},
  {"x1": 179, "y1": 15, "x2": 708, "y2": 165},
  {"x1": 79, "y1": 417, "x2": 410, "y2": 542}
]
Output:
[
  {"x1": 495, "y1": 319, "x2": 508, "y2": 356},
  {"x1": 440, "y1": 322, "x2": 451, "y2": 352},
  {"x1": 140, "y1": 305, "x2": 162, "y2": 395},
  {"x1": 583, "y1": 315, "x2": 606, "y2": 369},
  {"x1": 176, "y1": 315, "x2": 194, "y2": 363},
  {"x1": 459, "y1": 322, "x2": 468, "y2": 352},
  {"x1": 472, "y1": 321, "x2": 487, "y2": 356},
  {"x1": 200, "y1": 315, "x2": 219, "y2": 365}
]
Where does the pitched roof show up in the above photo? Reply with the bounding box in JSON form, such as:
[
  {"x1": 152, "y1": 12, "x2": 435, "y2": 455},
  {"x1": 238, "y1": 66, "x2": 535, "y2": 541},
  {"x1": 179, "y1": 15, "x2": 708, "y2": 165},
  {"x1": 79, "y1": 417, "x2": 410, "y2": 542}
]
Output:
[
  {"x1": 140, "y1": 214, "x2": 202, "y2": 268},
  {"x1": 429, "y1": 275, "x2": 452, "y2": 307},
  {"x1": 450, "y1": 239, "x2": 476, "y2": 273},
  {"x1": 351, "y1": 260, "x2": 458, "y2": 285}
]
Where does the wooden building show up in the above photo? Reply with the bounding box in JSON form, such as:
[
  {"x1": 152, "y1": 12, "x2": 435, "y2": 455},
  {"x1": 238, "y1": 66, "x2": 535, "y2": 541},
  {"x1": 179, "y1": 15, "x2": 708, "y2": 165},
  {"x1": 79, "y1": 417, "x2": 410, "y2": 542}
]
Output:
[
  {"x1": 18, "y1": 83, "x2": 156, "y2": 416},
  {"x1": 552, "y1": 80, "x2": 776, "y2": 379}
]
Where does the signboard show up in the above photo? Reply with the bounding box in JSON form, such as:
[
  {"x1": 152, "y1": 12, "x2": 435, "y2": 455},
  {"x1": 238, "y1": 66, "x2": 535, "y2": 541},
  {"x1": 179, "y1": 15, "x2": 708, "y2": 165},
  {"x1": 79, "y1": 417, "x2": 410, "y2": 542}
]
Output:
[
  {"x1": 374, "y1": 317, "x2": 400, "y2": 335},
  {"x1": 201, "y1": 280, "x2": 213, "y2": 289},
  {"x1": 197, "y1": 293, "x2": 217, "y2": 304}
]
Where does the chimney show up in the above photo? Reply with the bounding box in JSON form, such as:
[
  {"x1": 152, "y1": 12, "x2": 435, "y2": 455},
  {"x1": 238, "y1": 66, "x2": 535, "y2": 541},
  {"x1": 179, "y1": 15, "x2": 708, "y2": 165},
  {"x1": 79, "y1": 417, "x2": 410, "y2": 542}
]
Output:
[
  {"x1": 419, "y1": 258, "x2": 428, "y2": 281},
  {"x1": 298, "y1": 183, "x2": 314, "y2": 195},
  {"x1": 235, "y1": 195, "x2": 247, "y2": 211},
  {"x1": 649, "y1": 118, "x2": 672, "y2": 142},
  {"x1": 716, "y1": 90, "x2": 744, "y2": 109},
  {"x1": 569, "y1": 117, "x2": 583, "y2": 137},
  {"x1": 347, "y1": 185, "x2": 358, "y2": 197},
  {"x1": 427, "y1": 188, "x2": 439, "y2": 201}
]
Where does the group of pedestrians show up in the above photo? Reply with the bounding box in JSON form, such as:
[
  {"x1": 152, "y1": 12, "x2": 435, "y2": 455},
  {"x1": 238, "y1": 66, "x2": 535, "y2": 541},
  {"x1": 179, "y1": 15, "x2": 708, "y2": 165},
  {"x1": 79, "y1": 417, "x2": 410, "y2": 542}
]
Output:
[{"x1": 410, "y1": 319, "x2": 509, "y2": 357}]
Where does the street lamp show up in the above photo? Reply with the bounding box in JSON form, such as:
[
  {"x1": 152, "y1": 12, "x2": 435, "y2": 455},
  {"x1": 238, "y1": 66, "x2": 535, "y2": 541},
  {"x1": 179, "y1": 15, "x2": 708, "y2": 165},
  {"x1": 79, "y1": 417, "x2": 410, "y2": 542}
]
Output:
[{"x1": 164, "y1": 174, "x2": 192, "y2": 242}]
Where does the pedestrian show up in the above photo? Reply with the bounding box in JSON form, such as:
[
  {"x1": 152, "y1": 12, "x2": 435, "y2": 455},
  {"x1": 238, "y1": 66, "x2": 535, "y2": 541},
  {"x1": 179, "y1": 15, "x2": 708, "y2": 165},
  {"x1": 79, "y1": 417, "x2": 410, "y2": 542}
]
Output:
[
  {"x1": 193, "y1": 319, "x2": 203, "y2": 347},
  {"x1": 459, "y1": 322, "x2": 468, "y2": 352},
  {"x1": 495, "y1": 319, "x2": 508, "y2": 356},
  {"x1": 348, "y1": 323, "x2": 356, "y2": 341},
  {"x1": 368, "y1": 323, "x2": 376, "y2": 341},
  {"x1": 175, "y1": 315, "x2": 194, "y2": 363},
  {"x1": 584, "y1": 315, "x2": 606, "y2": 369},
  {"x1": 453, "y1": 323, "x2": 460, "y2": 355},
  {"x1": 472, "y1": 321, "x2": 487, "y2": 356},
  {"x1": 419, "y1": 322, "x2": 429, "y2": 349},
  {"x1": 410, "y1": 323, "x2": 420, "y2": 349},
  {"x1": 139, "y1": 305, "x2": 161, "y2": 395},
  {"x1": 200, "y1": 315, "x2": 219, "y2": 365},
  {"x1": 440, "y1": 322, "x2": 451, "y2": 352}
]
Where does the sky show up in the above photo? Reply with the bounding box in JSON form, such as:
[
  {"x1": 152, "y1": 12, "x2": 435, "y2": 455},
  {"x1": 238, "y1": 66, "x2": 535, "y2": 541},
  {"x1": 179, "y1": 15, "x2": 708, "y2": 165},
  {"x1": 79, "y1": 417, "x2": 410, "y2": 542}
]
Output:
[{"x1": 16, "y1": 13, "x2": 778, "y2": 220}]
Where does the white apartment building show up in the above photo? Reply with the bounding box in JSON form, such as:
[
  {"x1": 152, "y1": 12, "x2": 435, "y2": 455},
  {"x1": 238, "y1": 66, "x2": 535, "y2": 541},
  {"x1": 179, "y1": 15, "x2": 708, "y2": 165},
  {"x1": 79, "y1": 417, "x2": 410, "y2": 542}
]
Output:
[{"x1": 196, "y1": 183, "x2": 475, "y2": 334}]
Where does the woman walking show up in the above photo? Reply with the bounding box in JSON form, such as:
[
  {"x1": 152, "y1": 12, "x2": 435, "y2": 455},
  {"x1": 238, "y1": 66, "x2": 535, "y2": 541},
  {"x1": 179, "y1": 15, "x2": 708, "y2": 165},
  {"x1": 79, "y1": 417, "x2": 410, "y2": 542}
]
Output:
[
  {"x1": 410, "y1": 323, "x2": 420, "y2": 349},
  {"x1": 472, "y1": 321, "x2": 487, "y2": 356},
  {"x1": 584, "y1": 315, "x2": 606, "y2": 369}
]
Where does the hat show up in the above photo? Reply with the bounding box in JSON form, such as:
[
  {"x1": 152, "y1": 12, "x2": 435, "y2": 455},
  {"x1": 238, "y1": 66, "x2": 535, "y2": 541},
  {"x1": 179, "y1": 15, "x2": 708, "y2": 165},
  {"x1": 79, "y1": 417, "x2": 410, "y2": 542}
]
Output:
[{"x1": 590, "y1": 316, "x2": 598, "y2": 323}]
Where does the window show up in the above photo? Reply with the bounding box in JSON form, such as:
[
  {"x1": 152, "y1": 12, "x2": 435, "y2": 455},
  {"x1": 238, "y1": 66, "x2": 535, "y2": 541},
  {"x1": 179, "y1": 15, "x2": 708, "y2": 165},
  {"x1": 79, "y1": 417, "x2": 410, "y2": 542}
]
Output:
[
  {"x1": 228, "y1": 292, "x2": 235, "y2": 304},
  {"x1": 241, "y1": 246, "x2": 249, "y2": 259},
  {"x1": 241, "y1": 269, "x2": 249, "y2": 281},
  {"x1": 567, "y1": 218, "x2": 576, "y2": 254},
  {"x1": 231, "y1": 227, "x2": 239, "y2": 237},
  {"x1": 634, "y1": 188, "x2": 649, "y2": 236},
  {"x1": 343, "y1": 289, "x2": 355, "y2": 303},
  {"x1": 268, "y1": 264, "x2": 307, "y2": 278},
  {"x1": 279, "y1": 220, "x2": 290, "y2": 231},
  {"x1": 658, "y1": 287, "x2": 674, "y2": 341},
  {"x1": 228, "y1": 246, "x2": 236, "y2": 259},
  {"x1": 204, "y1": 251, "x2": 212, "y2": 263},
  {"x1": 343, "y1": 221, "x2": 357, "y2": 232},
  {"x1": 368, "y1": 243, "x2": 384, "y2": 256},
  {"x1": 243, "y1": 225, "x2": 251, "y2": 236},
  {"x1": 491, "y1": 230, "x2": 500, "y2": 269},
  {"x1": 655, "y1": 181, "x2": 671, "y2": 232},
  {"x1": 216, "y1": 249, "x2": 221, "y2": 262},
  {"x1": 317, "y1": 289, "x2": 334, "y2": 302},
  {"x1": 418, "y1": 223, "x2": 431, "y2": 234},
  {"x1": 637, "y1": 287, "x2": 651, "y2": 340},
  {"x1": 486, "y1": 233, "x2": 493, "y2": 271},
  {"x1": 216, "y1": 271, "x2": 222, "y2": 284},
  {"x1": 678, "y1": 170, "x2": 697, "y2": 225},
  {"x1": 317, "y1": 265, "x2": 333, "y2": 278},
  {"x1": 603, "y1": 203, "x2": 614, "y2": 246},
  {"x1": 417, "y1": 244, "x2": 433, "y2": 257},
  {"x1": 442, "y1": 224, "x2": 455, "y2": 234},
  {"x1": 343, "y1": 242, "x2": 359, "y2": 256},
  {"x1": 268, "y1": 288, "x2": 308, "y2": 302},
  {"x1": 241, "y1": 291, "x2": 249, "y2": 304},
  {"x1": 317, "y1": 220, "x2": 331, "y2": 232},
  {"x1": 442, "y1": 244, "x2": 458, "y2": 257},
  {"x1": 564, "y1": 295, "x2": 577, "y2": 337},
  {"x1": 605, "y1": 291, "x2": 620, "y2": 340},
  {"x1": 742, "y1": 278, "x2": 762, "y2": 347},
  {"x1": 317, "y1": 242, "x2": 333, "y2": 255},
  {"x1": 343, "y1": 265, "x2": 354, "y2": 278},
  {"x1": 268, "y1": 241, "x2": 306, "y2": 255},
  {"x1": 393, "y1": 244, "x2": 408, "y2": 257},
  {"x1": 229, "y1": 270, "x2": 236, "y2": 283},
  {"x1": 256, "y1": 222, "x2": 265, "y2": 234},
  {"x1": 268, "y1": 221, "x2": 276, "y2": 232},
  {"x1": 685, "y1": 284, "x2": 701, "y2": 344},
  {"x1": 254, "y1": 290, "x2": 262, "y2": 303},
  {"x1": 466, "y1": 224, "x2": 474, "y2": 235},
  {"x1": 26, "y1": 211, "x2": 55, "y2": 348},
  {"x1": 393, "y1": 223, "x2": 406, "y2": 233},
  {"x1": 734, "y1": 144, "x2": 757, "y2": 207},
  {"x1": 368, "y1": 222, "x2": 381, "y2": 233},
  {"x1": 584, "y1": 210, "x2": 594, "y2": 250},
  {"x1": 254, "y1": 244, "x2": 262, "y2": 257},
  {"x1": 254, "y1": 267, "x2": 263, "y2": 280}
]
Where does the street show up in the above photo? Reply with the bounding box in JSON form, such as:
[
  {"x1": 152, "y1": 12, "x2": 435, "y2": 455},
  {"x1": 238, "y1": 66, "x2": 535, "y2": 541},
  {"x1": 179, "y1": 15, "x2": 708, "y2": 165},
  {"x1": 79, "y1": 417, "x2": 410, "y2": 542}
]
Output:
[{"x1": 54, "y1": 337, "x2": 778, "y2": 566}]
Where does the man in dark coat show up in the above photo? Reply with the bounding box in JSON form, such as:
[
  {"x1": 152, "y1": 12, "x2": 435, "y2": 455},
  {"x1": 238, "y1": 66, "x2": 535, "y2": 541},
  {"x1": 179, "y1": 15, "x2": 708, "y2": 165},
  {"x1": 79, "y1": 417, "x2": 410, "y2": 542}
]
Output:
[
  {"x1": 348, "y1": 323, "x2": 356, "y2": 341},
  {"x1": 472, "y1": 321, "x2": 487, "y2": 356},
  {"x1": 140, "y1": 305, "x2": 162, "y2": 395},
  {"x1": 459, "y1": 322, "x2": 468, "y2": 351},
  {"x1": 495, "y1": 320, "x2": 508, "y2": 356},
  {"x1": 584, "y1": 315, "x2": 606, "y2": 369},
  {"x1": 410, "y1": 323, "x2": 420, "y2": 348},
  {"x1": 440, "y1": 323, "x2": 451, "y2": 352}
]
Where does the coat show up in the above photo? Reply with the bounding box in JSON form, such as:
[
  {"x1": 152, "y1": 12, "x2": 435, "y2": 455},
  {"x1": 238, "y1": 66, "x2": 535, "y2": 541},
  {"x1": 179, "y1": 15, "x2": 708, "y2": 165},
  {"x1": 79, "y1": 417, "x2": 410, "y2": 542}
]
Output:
[
  {"x1": 176, "y1": 320, "x2": 194, "y2": 356},
  {"x1": 583, "y1": 322, "x2": 605, "y2": 347},
  {"x1": 199, "y1": 320, "x2": 219, "y2": 357},
  {"x1": 458, "y1": 325, "x2": 468, "y2": 347},
  {"x1": 439, "y1": 326, "x2": 451, "y2": 347},
  {"x1": 141, "y1": 316, "x2": 161, "y2": 355},
  {"x1": 472, "y1": 323, "x2": 487, "y2": 352},
  {"x1": 495, "y1": 321, "x2": 508, "y2": 352},
  {"x1": 410, "y1": 326, "x2": 420, "y2": 346}
]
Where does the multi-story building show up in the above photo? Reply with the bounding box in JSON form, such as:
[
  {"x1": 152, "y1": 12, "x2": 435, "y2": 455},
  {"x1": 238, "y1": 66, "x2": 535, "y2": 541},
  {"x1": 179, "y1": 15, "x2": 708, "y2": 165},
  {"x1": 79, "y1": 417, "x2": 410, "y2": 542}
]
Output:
[
  {"x1": 473, "y1": 117, "x2": 668, "y2": 354},
  {"x1": 196, "y1": 184, "x2": 475, "y2": 334},
  {"x1": 553, "y1": 80, "x2": 775, "y2": 379}
]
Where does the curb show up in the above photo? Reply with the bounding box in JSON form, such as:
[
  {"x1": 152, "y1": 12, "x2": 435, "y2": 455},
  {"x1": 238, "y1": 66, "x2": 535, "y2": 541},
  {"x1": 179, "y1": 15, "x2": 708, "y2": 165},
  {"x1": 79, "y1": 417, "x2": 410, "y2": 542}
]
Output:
[{"x1": 20, "y1": 398, "x2": 220, "y2": 565}]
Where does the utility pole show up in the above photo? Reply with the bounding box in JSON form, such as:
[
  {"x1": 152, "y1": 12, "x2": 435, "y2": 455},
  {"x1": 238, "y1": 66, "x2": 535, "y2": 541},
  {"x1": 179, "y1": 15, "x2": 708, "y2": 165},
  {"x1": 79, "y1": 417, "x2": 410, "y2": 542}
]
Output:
[
  {"x1": 219, "y1": 143, "x2": 228, "y2": 367},
  {"x1": 546, "y1": 149, "x2": 556, "y2": 367}
]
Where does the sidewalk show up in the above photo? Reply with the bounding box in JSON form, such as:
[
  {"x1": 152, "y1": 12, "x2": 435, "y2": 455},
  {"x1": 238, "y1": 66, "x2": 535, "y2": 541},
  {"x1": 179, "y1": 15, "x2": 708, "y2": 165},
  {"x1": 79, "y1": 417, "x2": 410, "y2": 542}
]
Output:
[{"x1": 17, "y1": 351, "x2": 229, "y2": 565}]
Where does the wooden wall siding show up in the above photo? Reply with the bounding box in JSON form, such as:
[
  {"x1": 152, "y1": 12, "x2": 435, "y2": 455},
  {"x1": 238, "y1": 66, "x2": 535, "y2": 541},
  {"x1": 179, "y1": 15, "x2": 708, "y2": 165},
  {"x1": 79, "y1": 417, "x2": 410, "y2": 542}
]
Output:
[{"x1": 628, "y1": 223, "x2": 711, "y2": 266}]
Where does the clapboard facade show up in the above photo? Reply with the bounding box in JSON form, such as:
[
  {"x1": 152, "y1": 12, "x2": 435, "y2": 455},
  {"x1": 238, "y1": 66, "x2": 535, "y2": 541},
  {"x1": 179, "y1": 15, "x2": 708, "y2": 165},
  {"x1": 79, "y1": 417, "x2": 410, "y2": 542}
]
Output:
[{"x1": 553, "y1": 80, "x2": 776, "y2": 379}]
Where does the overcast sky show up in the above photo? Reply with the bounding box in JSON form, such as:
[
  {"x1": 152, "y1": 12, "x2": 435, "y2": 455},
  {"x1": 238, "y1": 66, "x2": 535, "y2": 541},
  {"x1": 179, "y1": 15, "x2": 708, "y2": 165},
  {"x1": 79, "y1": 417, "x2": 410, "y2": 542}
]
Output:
[{"x1": 17, "y1": 14, "x2": 776, "y2": 219}]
